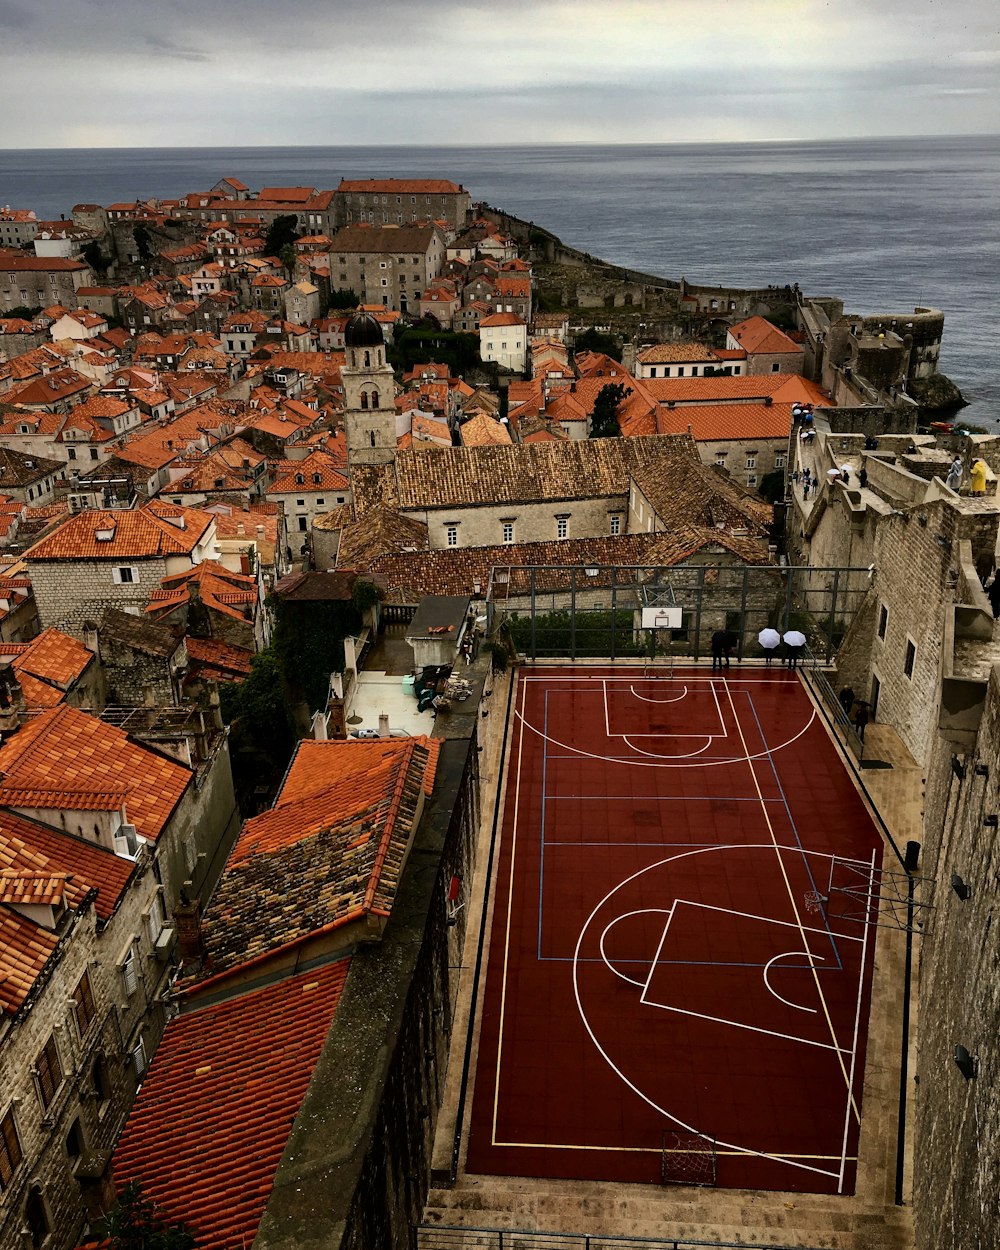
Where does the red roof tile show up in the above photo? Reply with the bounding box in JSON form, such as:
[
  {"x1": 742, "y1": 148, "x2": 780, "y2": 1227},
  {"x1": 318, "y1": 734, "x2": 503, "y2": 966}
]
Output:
[
  {"x1": 25, "y1": 503, "x2": 214, "y2": 561},
  {"x1": 112, "y1": 961, "x2": 350, "y2": 1249},
  {"x1": 0, "y1": 707, "x2": 191, "y2": 842}
]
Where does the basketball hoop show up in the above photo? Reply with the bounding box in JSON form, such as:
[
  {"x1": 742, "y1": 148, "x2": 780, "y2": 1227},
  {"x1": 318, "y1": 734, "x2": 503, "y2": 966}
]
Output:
[{"x1": 804, "y1": 889, "x2": 827, "y2": 915}]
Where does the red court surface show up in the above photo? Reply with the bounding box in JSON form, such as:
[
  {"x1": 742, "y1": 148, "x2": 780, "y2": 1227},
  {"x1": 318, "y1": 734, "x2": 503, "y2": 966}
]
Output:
[{"x1": 465, "y1": 666, "x2": 884, "y2": 1195}]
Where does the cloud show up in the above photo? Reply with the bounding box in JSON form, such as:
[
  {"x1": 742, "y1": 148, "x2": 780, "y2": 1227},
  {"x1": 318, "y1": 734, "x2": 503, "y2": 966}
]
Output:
[{"x1": 0, "y1": 0, "x2": 997, "y2": 146}]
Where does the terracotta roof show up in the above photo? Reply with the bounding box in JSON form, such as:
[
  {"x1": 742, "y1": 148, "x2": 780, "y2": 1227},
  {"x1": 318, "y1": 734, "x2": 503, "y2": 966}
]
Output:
[
  {"x1": 0, "y1": 905, "x2": 58, "y2": 1015},
  {"x1": 459, "y1": 413, "x2": 512, "y2": 447},
  {"x1": 328, "y1": 224, "x2": 441, "y2": 254},
  {"x1": 0, "y1": 253, "x2": 87, "y2": 272},
  {"x1": 0, "y1": 447, "x2": 64, "y2": 485},
  {"x1": 657, "y1": 402, "x2": 794, "y2": 441},
  {"x1": 362, "y1": 529, "x2": 774, "y2": 602},
  {"x1": 112, "y1": 961, "x2": 350, "y2": 1249},
  {"x1": 644, "y1": 373, "x2": 829, "y2": 406},
  {"x1": 147, "y1": 560, "x2": 257, "y2": 624},
  {"x1": 268, "y1": 450, "x2": 350, "y2": 495},
  {"x1": 389, "y1": 435, "x2": 699, "y2": 511},
  {"x1": 24, "y1": 502, "x2": 214, "y2": 561},
  {"x1": 479, "y1": 312, "x2": 525, "y2": 328},
  {"x1": 337, "y1": 178, "x2": 464, "y2": 194},
  {"x1": 183, "y1": 737, "x2": 438, "y2": 986},
  {"x1": 184, "y1": 636, "x2": 252, "y2": 676},
  {"x1": 728, "y1": 315, "x2": 802, "y2": 355},
  {"x1": 0, "y1": 870, "x2": 69, "y2": 907},
  {"x1": 0, "y1": 808, "x2": 134, "y2": 923},
  {"x1": 312, "y1": 505, "x2": 429, "y2": 569},
  {"x1": 637, "y1": 341, "x2": 716, "y2": 364},
  {"x1": 0, "y1": 706, "x2": 191, "y2": 842}
]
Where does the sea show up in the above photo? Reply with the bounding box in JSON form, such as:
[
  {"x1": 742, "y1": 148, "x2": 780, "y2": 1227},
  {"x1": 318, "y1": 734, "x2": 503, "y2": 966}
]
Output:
[{"x1": 2, "y1": 135, "x2": 998, "y2": 426}]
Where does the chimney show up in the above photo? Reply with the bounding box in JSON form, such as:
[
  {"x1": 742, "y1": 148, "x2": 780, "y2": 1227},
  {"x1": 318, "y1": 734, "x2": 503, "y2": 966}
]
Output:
[
  {"x1": 764, "y1": 395, "x2": 773, "y2": 406},
  {"x1": 312, "y1": 710, "x2": 329, "y2": 740},
  {"x1": 378, "y1": 713, "x2": 390, "y2": 739},
  {"x1": 236, "y1": 522, "x2": 245, "y2": 536},
  {"x1": 174, "y1": 894, "x2": 205, "y2": 963},
  {"x1": 81, "y1": 622, "x2": 100, "y2": 658}
]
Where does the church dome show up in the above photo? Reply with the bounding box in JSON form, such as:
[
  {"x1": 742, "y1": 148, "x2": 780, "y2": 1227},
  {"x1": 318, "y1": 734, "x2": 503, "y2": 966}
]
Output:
[{"x1": 344, "y1": 310, "x2": 384, "y2": 348}]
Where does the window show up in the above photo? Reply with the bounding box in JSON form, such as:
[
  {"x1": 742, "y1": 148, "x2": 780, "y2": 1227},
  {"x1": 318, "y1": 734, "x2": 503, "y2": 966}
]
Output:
[
  {"x1": 67, "y1": 447, "x2": 77, "y2": 461},
  {"x1": 610, "y1": 514, "x2": 621, "y2": 535},
  {"x1": 146, "y1": 892, "x2": 166, "y2": 946},
  {"x1": 295, "y1": 498, "x2": 305, "y2": 506},
  {"x1": 556, "y1": 517, "x2": 568, "y2": 539},
  {"x1": 25, "y1": 1185, "x2": 49, "y2": 1249},
  {"x1": 877, "y1": 603, "x2": 889, "y2": 640},
  {"x1": 66, "y1": 1117, "x2": 85, "y2": 1161},
  {"x1": 445, "y1": 524, "x2": 458, "y2": 547},
  {"x1": 775, "y1": 454, "x2": 786, "y2": 469},
  {"x1": 121, "y1": 945, "x2": 138, "y2": 997},
  {"x1": 502, "y1": 522, "x2": 514, "y2": 544},
  {"x1": 35, "y1": 1034, "x2": 63, "y2": 1109},
  {"x1": 904, "y1": 638, "x2": 916, "y2": 679},
  {"x1": 297, "y1": 516, "x2": 308, "y2": 531},
  {"x1": 0, "y1": 1106, "x2": 22, "y2": 1189},
  {"x1": 72, "y1": 970, "x2": 97, "y2": 1038},
  {"x1": 113, "y1": 566, "x2": 139, "y2": 585},
  {"x1": 89, "y1": 447, "x2": 99, "y2": 461},
  {"x1": 747, "y1": 474, "x2": 758, "y2": 487},
  {"x1": 746, "y1": 456, "x2": 757, "y2": 469},
  {"x1": 131, "y1": 1035, "x2": 148, "y2": 1078}
]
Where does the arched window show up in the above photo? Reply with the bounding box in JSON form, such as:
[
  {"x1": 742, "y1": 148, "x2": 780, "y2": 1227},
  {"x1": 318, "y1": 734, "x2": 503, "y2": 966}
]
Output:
[
  {"x1": 91, "y1": 1054, "x2": 109, "y2": 1103},
  {"x1": 66, "y1": 1118, "x2": 85, "y2": 1160},
  {"x1": 360, "y1": 391, "x2": 369, "y2": 410},
  {"x1": 295, "y1": 473, "x2": 304, "y2": 485},
  {"x1": 371, "y1": 391, "x2": 380, "y2": 409},
  {"x1": 364, "y1": 350, "x2": 371, "y2": 367},
  {"x1": 25, "y1": 1186, "x2": 49, "y2": 1249}
]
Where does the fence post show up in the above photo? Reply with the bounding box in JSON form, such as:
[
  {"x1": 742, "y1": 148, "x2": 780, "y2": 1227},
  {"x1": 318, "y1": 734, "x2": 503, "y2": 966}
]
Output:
[
  {"x1": 530, "y1": 568, "x2": 537, "y2": 660},
  {"x1": 738, "y1": 565, "x2": 749, "y2": 659},
  {"x1": 826, "y1": 569, "x2": 841, "y2": 664},
  {"x1": 610, "y1": 569, "x2": 618, "y2": 660},
  {"x1": 693, "y1": 564, "x2": 706, "y2": 660},
  {"x1": 570, "y1": 567, "x2": 578, "y2": 659}
]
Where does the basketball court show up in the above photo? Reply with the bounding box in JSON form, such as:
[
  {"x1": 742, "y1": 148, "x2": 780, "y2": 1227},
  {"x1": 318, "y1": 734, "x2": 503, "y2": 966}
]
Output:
[{"x1": 465, "y1": 665, "x2": 886, "y2": 1195}]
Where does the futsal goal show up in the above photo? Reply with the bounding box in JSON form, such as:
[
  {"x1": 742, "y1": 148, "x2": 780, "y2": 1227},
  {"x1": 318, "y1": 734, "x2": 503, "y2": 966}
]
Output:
[{"x1": 660, "y1": 1131, "x2": 718, "y2": 1187}]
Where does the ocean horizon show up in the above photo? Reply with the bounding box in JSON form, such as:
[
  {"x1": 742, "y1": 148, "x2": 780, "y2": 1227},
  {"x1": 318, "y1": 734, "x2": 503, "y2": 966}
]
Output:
[{"x1": 2, "y1": 135, "x2": 998, "y2": 424}]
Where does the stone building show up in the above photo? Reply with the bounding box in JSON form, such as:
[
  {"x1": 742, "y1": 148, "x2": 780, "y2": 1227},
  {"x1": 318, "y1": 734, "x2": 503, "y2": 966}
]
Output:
[
  {"x1": 0, "y1": 255, "x2": 92, "y2": 314},
  {"x1": 725, "y1": 315, "x2": 805, "y2": 375},
  {"x1": 333, "y1": 178, "x2": 472, "y2": 231},
  {"x1": 479, "y1": 312, "x2": 527, "y2": 375},
  {"x1": 97, "y1": 607, "x2": 188, "y2": 706},
  {"x1": 267, "y1": 449, "x2": 351, "y2": 538},
  {"x1": 327, "y1": 224, "x2": 446, "y2": 312},
  {"x1": 24, "y1": 501, "x2": 220, "y2": 631},
  {"x1": 0, "y1": 701, "x2": 239, "y2": 1250}
]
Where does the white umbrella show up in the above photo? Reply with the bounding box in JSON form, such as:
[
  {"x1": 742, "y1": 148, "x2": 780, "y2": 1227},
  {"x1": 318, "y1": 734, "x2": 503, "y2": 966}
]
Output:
[
  {"x1": 826, "y1": 468, "x2": 841, "y2": 479},
  {"x1": 783, "y1": 630, "x2": 807, "y2": 647},
  {"x1": 758, "y1": 628, "x2": 780, "y2": 649}
]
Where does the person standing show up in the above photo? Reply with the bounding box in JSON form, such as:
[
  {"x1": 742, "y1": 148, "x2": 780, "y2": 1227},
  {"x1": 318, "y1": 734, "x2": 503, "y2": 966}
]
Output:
[
  {"x1": 989, "y1": 574, "x2": 1000, "y2": 620},
  {"x1": 970, "y1": 459, "x2": 988, "y2": 496},
  {"x1": 854, "y1": 700, "x2": 870, "y2": 742},
  {"x1": 710, "y1": 630, "x2": 730, "y2": 673},
  {"x1": 839, "y1": 686, "x2": 856, "y2": 718},
  {"x1": 946, "y1": 456, "x2": 963, "y2": 492}
]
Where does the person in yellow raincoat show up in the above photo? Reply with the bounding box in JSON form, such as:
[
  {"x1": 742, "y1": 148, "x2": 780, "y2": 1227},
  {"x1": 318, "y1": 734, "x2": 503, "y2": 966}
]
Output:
[{"x1": 970, "y1": 459, "x2": 988, "y2": 496}]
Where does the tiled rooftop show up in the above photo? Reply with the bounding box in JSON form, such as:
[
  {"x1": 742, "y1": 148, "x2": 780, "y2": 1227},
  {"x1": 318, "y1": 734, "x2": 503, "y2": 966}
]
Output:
[
  {"x1": 0, "y1": 706, "x2": 191, "y2": 842},
  {"x1": 25, "y1": 502, "x2": 214, "y2": 561},
  {"x1": 112, "y1": 961, "x2": 350, "y2": 1249},
  {"x1": 191, "y1": 738, "x2": 439, "y2": 983}
]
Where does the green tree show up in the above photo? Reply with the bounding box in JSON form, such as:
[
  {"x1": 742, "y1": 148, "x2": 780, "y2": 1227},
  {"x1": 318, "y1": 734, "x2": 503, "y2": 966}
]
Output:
[
  {"x1": 325, "y1": 287, "x2": 361, "y2": 312},
  {"x1": 2, "y1": 305, "x2": 42, "y2": 320},
  {"x1": 589, "y1": 382, "x2": 629, "y2": 439},
  {"x1": 279, "y1": 242, "x2": 297, "y2": 280},
  {"x1": 758, "y1": 468, "x2": 786, "y2": 504},
  {"x1": 264, "y1": 214, "x2": 300, "y2": 257},
  {"x1": 574, "y1": 327, "x2": 623, "y2": 362},
  {"x1": 107, "y1": 1180, "x2": 196, "y2": 1250},
  {"x1": 219, "y1": 648, "x2": 295, "y2": 812}
]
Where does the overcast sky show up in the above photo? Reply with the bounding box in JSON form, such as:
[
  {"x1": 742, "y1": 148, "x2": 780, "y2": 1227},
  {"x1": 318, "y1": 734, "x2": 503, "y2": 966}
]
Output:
[{"x1": 0, "y1": 0, "x2": 997, "y2": 147}]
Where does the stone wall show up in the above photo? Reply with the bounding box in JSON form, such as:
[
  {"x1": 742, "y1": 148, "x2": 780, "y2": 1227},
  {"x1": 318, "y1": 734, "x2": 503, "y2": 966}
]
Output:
[
  {"x1": 910, "y1": 677, "x2": 1000, "y2": 1250},
  {"x1": 407, "y1": 494, "x2": 628, "y2": 551},
  {"x1": 254, "y1": 724, "x2": 485, "y2": 1250},
  {"x1": 27, "y1": 559, "x2": 170, "y2": 632}
]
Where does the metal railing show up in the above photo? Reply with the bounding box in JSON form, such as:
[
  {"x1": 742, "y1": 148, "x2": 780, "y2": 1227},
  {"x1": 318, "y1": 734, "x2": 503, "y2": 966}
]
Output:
[{"x1": 417, "y1": 1226, "x2": 828, "y2": 1250}]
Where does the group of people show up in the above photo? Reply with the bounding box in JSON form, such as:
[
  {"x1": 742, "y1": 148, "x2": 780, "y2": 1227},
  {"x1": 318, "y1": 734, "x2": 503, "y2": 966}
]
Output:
[
  {"x1": 946, "y1": 456, "x2": 990, "y2": 496},
  {"x1": 838, "y1": 686, "x2": 871, "y2": 741},
  {"x1": 792, "y1": 467, "x2": 816, "y2": 499}
]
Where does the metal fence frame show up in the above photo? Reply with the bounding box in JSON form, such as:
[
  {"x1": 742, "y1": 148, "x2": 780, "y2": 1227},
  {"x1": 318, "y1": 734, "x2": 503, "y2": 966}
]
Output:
[{"x1": 416, "y1": 1226, "x2": 828, "y2": 1250}]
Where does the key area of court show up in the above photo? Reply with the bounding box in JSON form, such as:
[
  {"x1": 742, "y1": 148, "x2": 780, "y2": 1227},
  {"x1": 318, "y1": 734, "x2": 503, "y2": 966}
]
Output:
[{"x1": 465, "y1": 666, "x2": 884, "y2": 1195}]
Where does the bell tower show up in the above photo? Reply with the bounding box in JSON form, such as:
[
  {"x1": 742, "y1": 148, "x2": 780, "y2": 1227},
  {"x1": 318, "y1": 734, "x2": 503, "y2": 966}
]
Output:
[{"x1": 342, "y1": 311, "x2": 397, "y2": 471}]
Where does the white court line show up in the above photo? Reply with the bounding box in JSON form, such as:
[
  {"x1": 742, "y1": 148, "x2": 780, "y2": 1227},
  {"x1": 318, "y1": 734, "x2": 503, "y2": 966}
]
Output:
[
  {"x1": 629, "y1": 684, "x2": 688, "y2": 703},
  {"x1": 637, "y1": 1000, "x2": 848, "y2": 1054},
  {"x1": 720, "y1": 681, "x2": 860, "y2": 1126},
  {"x1": 623, "y1": 734, "x2": 715, "y2": 760},
  {"x1": 763, "y1": 952, "x2": 824, "y2": 1014},
  {"x1": 514, "y1": 703, "x2": 817, "y2": 769},
  {"x1": 599, "y1": 906, "x2": 675, "y2": 989},
  {"x1": 838, "y1": 847, "x2": 878, "y2": 1194},
  {"x1": 492, "y1": 677, "x2": 527, "y2": 1143},
  {"x1": 572, "y1": 841, "x2": 858, "y2": 1180},
  {"x1": 680, "y1": 897, "x2": 862, "y2": 945}
]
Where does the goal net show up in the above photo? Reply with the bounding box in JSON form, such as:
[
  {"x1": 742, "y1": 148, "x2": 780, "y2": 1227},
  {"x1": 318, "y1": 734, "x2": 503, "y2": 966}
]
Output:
[{"x1": 660, "y1": 1131, "x2": 718, "y2": 1187}]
